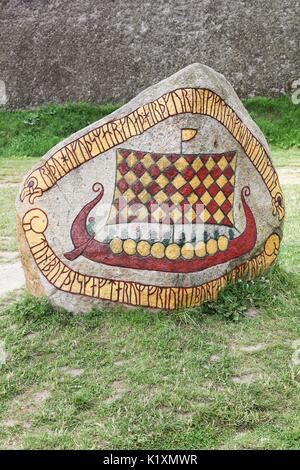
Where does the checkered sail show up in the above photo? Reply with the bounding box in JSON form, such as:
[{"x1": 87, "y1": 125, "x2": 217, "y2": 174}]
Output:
[{"x1": 106, "y1": 149, "x2": 236, "y2": 226}]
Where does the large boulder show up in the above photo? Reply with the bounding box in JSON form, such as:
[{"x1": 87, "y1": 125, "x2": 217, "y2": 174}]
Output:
[{"x1": 16, "y1": 64, "x2": 284, "y2": 312}]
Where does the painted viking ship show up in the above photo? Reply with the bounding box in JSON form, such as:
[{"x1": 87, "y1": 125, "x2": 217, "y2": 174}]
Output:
[{"x1": 64, "y1": 130, "x2": 257, "y2": 273}]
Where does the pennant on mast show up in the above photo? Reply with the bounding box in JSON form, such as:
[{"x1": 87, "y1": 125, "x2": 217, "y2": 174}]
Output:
[{"x1": 181, "y1": 128, "x2": 198, "y2": 142}]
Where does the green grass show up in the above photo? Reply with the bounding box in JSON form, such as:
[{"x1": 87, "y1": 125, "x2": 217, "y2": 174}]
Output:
[
  {"x1": 0, "y1": 158, "x2": 40, "y2": 184},
  {"x1": 0, "y1": 186, "x2": 20, "y2": 251},
  {"x1": 0, "y1": 96, "x2": 299, "y2": 160},
  {"x1": 0, "y1": 262, "x2": 299, "y2": 450},
  {"x1": 244, "y1": 96, "x2": 300, "y2": 149},
  {"x1": 0, "y1": 103, "x2": 119, "y2": 159},
  {"x1": 0, "y1": 158, "x2": 39, "y2": 251},
  {"x1": 0, "y1": 98, "x2": 300, "y2": 449}
]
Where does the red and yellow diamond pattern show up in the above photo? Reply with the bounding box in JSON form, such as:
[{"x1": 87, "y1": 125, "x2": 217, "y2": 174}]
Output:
[{"x1": 107, "y1": 149, "x2": 236, "y2": 226}]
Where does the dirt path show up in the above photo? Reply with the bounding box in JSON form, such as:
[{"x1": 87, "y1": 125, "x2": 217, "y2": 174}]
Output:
[
  {"x1": 0, "y1": 260, "x2": 25, "y2": 297},
  {"x1": 0, "y1": 251, "x2": 19, "y2": 262},
  {"x1": 278, "y1": 167, "x2": 300, "y2": 185},
  {"x1": 0, "y1": 183, "x2": 19, "y2": 188}
]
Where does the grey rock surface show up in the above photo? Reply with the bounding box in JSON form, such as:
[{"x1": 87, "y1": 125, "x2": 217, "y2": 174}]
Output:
[{"x1": 0, "y1": 0, "x2": 299, "y2": 108}]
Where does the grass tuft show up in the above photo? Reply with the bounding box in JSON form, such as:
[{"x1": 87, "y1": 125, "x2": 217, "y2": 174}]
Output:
[
  {"x1": 7, "y1": 293, "x2": 61, "y2": 322},
  {"x1": 200, "y1": 263, "x2": 299, "y2": 320}
]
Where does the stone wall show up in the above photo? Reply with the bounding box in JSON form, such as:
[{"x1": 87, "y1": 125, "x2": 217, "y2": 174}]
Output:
[{"x1": 0, "y1": 0, "x2": 299, "y2": 108}]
